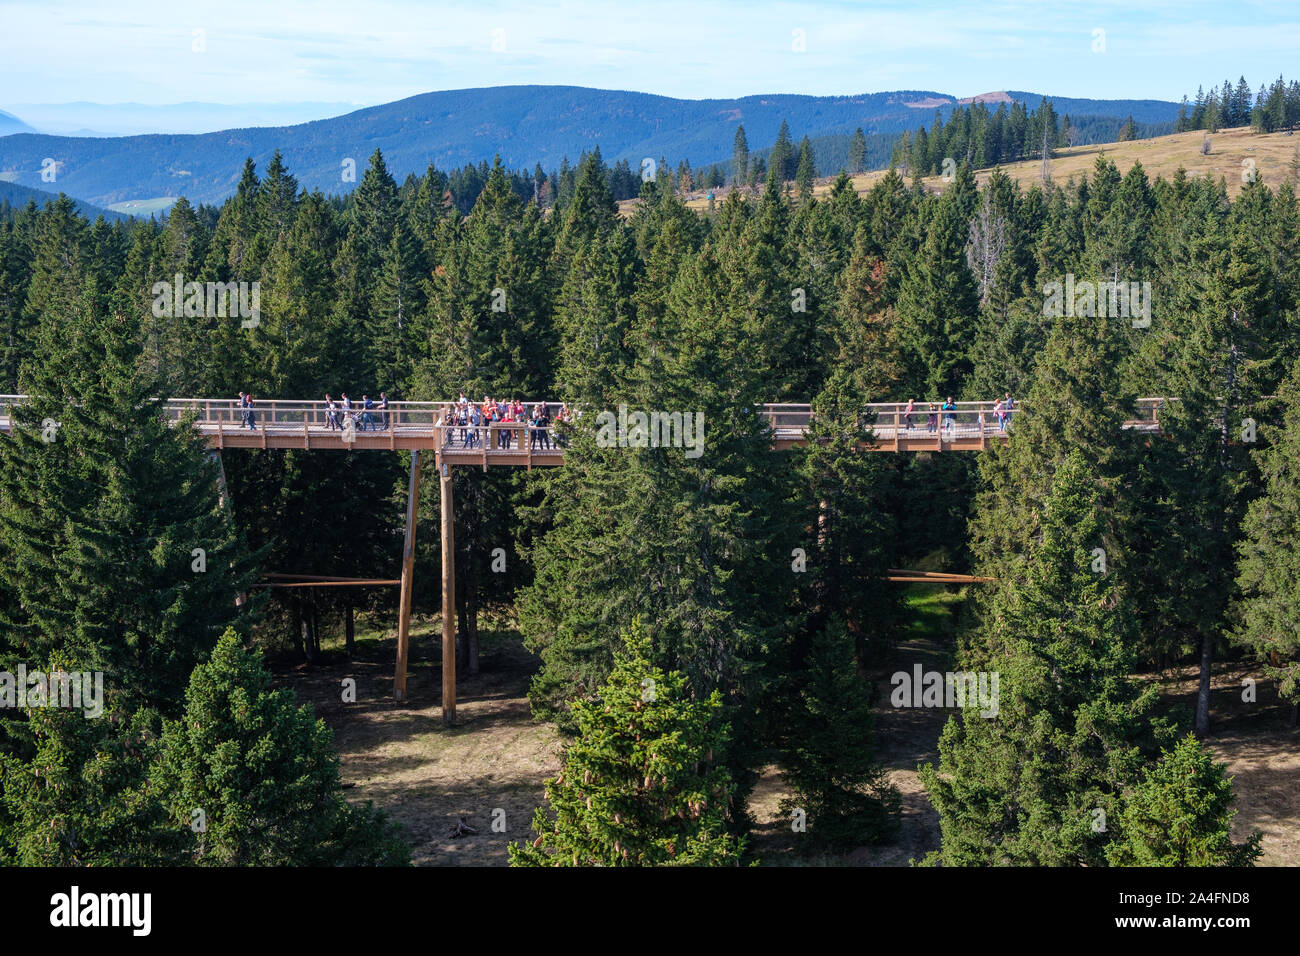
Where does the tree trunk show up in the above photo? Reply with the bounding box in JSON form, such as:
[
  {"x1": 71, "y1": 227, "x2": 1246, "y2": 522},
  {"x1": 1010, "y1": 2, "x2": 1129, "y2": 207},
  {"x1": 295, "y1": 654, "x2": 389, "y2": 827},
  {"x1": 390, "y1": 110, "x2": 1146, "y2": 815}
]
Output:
[
  {"x1": 455, "y1": 574, "x2": 469, "y2": 674},
  {"x1": 467, "y1": 593, "x2": 480, "y2": 676},
  {"x1": 1194, "y1": 632, "x2": 1212, "y2": 736},
  {"x1": 344, "y1": 602, "x2": 355, "y2": 657},
  {"x1": 311, "y1": 602, "x2": 322, "y2": 658},
  {"x1": 303, "y1": 601, "x2": 318, "y2": 664},
  {"x1": 292, "y1": 600, "x2": 306, "y2": 659}
]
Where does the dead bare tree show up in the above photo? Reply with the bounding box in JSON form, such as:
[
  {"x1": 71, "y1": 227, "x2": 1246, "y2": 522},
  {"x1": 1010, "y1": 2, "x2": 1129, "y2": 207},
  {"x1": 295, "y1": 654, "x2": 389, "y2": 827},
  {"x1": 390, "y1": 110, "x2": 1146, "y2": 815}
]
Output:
[{"x1": 967, "y1": 190, "x2": 1008, "y2": 305}]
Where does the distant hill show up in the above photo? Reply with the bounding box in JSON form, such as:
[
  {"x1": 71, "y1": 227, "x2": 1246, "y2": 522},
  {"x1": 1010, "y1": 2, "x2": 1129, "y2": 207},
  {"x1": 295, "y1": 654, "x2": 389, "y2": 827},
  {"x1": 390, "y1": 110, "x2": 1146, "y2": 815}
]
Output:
[
  {"x1": 0, "y1": 180, "x2": 132, "y2": 222},
  {"x1": 680, "y1": 126, "x2": 1299, "y2": 215},
  {"x1": 0, "y1": 85, "x2": 1180, "y2": 208},
  {"x1": 0, "y1": 109, "x2": 36, "y2": 137}
]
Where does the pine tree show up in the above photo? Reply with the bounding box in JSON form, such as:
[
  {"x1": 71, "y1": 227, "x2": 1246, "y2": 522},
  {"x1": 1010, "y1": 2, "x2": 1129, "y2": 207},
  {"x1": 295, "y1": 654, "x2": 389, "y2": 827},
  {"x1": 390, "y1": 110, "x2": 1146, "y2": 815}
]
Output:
[
  {"x1": 848, "y1": 128, "x2": 867, "y2": 174},
  {"x1": 0, "y1": 288, "x2": 263, "y2": 714},
  {"x1": 1106, "y1": 735, "x2": 1261, "y2": 866},
  {"x1": 795, "y1": 136, "x2": 817, "y2": 201},
  {"x1": 771, "y1": 120, "x2": 795, "y2": 182},
  {"x1": 731, "y1": 124, "x2": 749, "y2": 188},
  {"x1": 0, "y1": 676, "x2": 188, "y2": 866},
  {"x1": 895, "y1": 191, "x2": 980, "y2": 396},
  {"x1": 922, "y1": 452, "x2": 1173, "y2": 866},
  {"x1": 1234, "y1": 357, "x2": 1300, "y2": 714},
  {"x1": 510, "y1": 622, "x2": 746, "y2": 866},
  {"x1": 153, "y1": 630, "x2": 408, "y2": 865},
  {"x1": 779, "y1": 617, "x2": 900, "y2": 850},
  {"x1": 0, "y1": 216, "x2": 32, "y2": 392}
]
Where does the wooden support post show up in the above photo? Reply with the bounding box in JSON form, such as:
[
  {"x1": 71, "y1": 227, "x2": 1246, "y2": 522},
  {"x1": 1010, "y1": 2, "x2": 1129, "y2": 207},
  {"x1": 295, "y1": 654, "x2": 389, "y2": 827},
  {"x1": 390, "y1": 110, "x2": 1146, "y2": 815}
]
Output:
[
  {"x1": 394, "y1": 449, "x2": 422, "y2": 703},
  {"x1": 894, "y1": 408, "x2": 900, "y2": 452},
  {"x1": 440, "y1": 458, "x2": 457, "y2": 725},
  {"x1": 208, "y1": 450, "x2": 249, "y2": 609}
]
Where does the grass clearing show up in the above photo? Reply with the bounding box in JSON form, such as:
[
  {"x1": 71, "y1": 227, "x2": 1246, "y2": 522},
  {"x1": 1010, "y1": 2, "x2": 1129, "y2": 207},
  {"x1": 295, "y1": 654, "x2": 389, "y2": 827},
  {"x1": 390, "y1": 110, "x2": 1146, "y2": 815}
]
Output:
[
  {"x1": 619, "y1": 126, "x2": 1300, "y2": 219},
  {"x1": 276, "y1": 591, "x2": 1300, "y2": 866}
]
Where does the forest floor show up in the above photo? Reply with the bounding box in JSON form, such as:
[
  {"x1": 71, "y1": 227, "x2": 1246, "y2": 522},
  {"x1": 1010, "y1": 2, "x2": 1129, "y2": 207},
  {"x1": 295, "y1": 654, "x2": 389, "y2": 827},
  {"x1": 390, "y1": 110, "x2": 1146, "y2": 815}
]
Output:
[
  {"x1": 274, "y1": 593, "x2": 1300, "y2": 866},
  {"x1": 275, "y1": 618, "x2": 560, "y2": 865}
]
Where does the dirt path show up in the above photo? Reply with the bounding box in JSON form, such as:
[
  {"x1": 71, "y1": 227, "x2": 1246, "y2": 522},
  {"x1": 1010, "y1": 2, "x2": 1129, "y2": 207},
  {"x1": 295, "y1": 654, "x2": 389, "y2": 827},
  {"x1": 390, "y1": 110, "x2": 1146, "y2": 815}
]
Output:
[
  {"x1": 275, "y1": 618, "x2": 561, "y2": 865},
  {"x1": 274, "y1": 606, "x2": 1298, "y2": 867},
  {"x1": 1154, "y1": 661, "x2": 1300, "y2": 866}
]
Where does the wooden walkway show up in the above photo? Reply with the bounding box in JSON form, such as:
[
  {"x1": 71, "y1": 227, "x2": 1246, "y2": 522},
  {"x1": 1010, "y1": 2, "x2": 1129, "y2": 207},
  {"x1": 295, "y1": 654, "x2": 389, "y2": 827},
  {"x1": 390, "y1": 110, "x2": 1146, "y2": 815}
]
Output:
[
  {"x1": 0, "y1": 393, "x2": 1165, "y2": 716},
  {"x1": 0, "y1": 396, "x2": 1167, "y2": 460}
]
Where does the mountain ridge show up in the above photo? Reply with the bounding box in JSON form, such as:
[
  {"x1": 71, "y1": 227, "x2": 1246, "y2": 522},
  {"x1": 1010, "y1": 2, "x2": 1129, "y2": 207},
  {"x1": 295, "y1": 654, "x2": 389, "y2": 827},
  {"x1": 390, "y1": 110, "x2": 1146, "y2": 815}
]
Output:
[{"x1": 0, "y1": 84, "x2": 1179, "y2": 208}]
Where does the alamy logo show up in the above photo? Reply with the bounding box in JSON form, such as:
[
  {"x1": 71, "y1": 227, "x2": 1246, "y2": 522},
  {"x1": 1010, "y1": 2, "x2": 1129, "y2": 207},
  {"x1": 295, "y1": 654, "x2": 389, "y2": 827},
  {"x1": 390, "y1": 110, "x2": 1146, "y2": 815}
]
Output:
[
  {"x1": 595, "y1": 405, "x2": 704, "y2": 459},
  {"x1": 151, "y1": 273, "x2": 260, "y2": 328},
  {"x1": 1042, "y1": 273, "x2": 1151, "y2": 328},
  {"x1": 891, "y1": 664, "x2": 1000, "y2": 718},
  {"x1": 50, "y1": 886, "x2": 151, "y2": 936},
  {"x1": 0, "y1": 665, "x2": 104, "y2": 717}
]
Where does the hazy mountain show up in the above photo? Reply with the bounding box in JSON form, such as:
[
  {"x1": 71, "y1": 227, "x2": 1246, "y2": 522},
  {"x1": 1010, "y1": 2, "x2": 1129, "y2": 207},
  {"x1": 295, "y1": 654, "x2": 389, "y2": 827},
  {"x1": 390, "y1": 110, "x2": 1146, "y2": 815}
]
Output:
[
  {"x1": 0, "y1": 85, "x2": 1179, "y2": 208},
  {"x1": 0, "y1": 180, "x2": 132, "y2": 222},
  {"x1": 6, "y1": 101, "x2": 365, "y2": 137},
  {"x1": 0, "y1": 109, "x2": 36, "y2": 137}
]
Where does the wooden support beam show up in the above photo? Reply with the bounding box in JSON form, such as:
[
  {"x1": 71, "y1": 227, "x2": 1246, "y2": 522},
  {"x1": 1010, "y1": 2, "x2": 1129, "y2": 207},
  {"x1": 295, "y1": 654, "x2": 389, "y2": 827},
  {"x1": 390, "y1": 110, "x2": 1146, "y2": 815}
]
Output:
[
  {"x1": 257, "y1": 579, "x2": 401, "y2": 588},
  {"x1": 394, "y1": 449, "x2": 421, "y2": 703},
  {"x1": 208, "y1": 450, "x2": 248, "y2": 608},
  {"x1": 440, "y1": 458, "x2": 456, "y2": 726}
]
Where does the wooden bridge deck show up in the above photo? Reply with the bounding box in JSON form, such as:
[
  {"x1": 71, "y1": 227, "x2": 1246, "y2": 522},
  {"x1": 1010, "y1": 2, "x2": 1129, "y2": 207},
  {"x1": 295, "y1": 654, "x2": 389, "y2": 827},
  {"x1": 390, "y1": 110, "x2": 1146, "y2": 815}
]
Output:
[{"x1": 0, "y1": 397, "x2": 1167, "y2": 461}]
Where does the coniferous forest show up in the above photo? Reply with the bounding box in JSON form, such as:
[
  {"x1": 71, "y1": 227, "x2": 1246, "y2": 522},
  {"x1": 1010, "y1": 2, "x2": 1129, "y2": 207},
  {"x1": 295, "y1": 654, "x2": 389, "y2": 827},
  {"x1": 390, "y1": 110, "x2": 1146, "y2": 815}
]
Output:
[
  {"x1": 3, "y1": 133, "x2": 1296, "y2": 869},
  {"x1": 3, "y1": 11, "x2": 1300, "y2": 929}
]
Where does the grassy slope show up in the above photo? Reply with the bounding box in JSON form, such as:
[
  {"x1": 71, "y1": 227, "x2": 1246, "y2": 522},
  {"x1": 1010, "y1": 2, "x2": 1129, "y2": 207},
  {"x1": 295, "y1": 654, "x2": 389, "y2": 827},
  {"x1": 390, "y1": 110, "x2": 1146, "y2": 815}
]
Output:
[{"x1": 619, "y1": 125, "x2": 1300, "y2": 217}]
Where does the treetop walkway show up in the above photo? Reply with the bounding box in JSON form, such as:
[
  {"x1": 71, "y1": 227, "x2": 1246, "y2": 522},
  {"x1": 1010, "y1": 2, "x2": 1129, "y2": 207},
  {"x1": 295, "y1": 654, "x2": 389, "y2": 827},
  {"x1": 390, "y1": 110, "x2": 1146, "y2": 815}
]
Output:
[
  {"x1": 0, "y1": 396, "x2": 1167, "y2": 459},
  {"x1": 0, "y1": 393, "x2": 1169, "y2": 719}
]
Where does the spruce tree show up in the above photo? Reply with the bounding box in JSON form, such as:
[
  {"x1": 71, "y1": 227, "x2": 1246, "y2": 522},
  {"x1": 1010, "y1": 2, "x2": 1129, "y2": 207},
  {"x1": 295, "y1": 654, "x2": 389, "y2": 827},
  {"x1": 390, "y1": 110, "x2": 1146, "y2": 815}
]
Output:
[
  {"x1": 848, "y1": 128, "x2": 867, "y2": 174},
  {"x1": 0, "y1": 677, "x2": 187, "y2": 866},
  {"x1": 510, "y1": 622, "x2": 746, "y2": 866},
  {"x1": 779, "y1": 617, "x2": 900, "y2": 850},
  {"x1": 153, "y1": 630, "x2": 408, "y2": 865},
  {"x1": 922, "y1": 452, "x2": 1173, "y2": 866},
  {"x1": 771, "y1": 120, "x2": 795, "y2": 182},
  {"x1": 795, "y1": 136, "x2": 816, "y2": 201},
  {"x1": 731, "y1": 124, "x2": 749, "y2": 188},
  {"x1": 1106, "y1": 735, "x2": 1261, "y2": 866},
  {"x1": 895, "y1": 191, "x2": 980, "y2": 397},
  {"x1": 0, "y1": 286, "x2": 263, "y2": 714},
  {"x1": 1234, "y1": 357, "x2": 1300, "y2": 713}
]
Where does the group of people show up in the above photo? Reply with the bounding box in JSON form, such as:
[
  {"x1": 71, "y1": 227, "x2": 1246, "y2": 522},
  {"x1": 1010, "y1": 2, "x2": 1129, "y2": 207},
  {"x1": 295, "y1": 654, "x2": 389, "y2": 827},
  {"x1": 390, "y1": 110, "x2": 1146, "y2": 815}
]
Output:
[
  {"x1": 323, "y1": 392, "x2": 389, "y2": 432},
  {"x1": 442, "y1": 393, "x2": 571, "y2": 450},
  {"x1": 899, "y1": 393, "x2": 1015, "y2": 435}
]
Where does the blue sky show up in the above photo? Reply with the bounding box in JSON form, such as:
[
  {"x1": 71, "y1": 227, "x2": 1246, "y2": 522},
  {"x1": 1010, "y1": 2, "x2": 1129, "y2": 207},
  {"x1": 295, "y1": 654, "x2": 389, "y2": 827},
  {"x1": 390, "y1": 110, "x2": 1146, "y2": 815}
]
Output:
[{"x1": 3, "y1": 0, "x2": 1297, "y2": 120}]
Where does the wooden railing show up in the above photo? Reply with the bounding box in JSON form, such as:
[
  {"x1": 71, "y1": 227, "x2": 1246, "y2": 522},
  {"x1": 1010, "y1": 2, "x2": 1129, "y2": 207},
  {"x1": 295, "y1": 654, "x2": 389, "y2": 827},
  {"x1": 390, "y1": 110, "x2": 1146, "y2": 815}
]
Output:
[{"x1": 0, "y1": 396, "x2": 1171, "y2": 449}]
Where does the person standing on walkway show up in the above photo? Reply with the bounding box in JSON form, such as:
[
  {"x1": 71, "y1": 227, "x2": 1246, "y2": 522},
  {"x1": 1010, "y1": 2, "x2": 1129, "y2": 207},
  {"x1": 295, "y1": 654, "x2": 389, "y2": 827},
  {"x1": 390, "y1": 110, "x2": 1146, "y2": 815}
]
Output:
[{"x1": 941, "y1": 397, "x2": 957, "y2": 434}]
